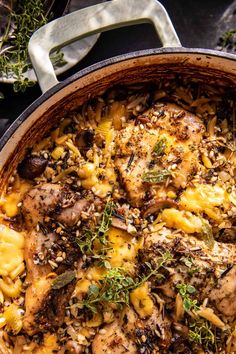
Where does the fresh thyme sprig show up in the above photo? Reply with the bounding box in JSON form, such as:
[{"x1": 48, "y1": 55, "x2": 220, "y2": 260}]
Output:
[
  {"x1": 83, "y1": 251, "x2": 173, "y2": 313},
  {"x1": 0, "y1": 0, "x2": 66, "y2": 92},
  {"x1": 76, "y1": 201, "x2": 114, "y2": 264},
  {"x1": 176, "y1": 283, "x2": 199, "y2": 312},
  {"x1": 189, "y1": 319, "x2": 216, "y2": 351}
]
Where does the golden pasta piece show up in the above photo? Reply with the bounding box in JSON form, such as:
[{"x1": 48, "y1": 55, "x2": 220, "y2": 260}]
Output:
[
  {"x1": 0, "y1": 225, "x2": 24, "y2": 277},
  {"x1": 51, "y1": 146, "x2": 65, "y2": 160},
  {"x1": 0, "y1": 278, "x2": 22, "y2": 298},
  {"x1": 66, "y1": 141, "x2": 81, "y2": 157},
  {"x1": 4, "y1": 304, "x2": 22, "y2": 334},
  {"x1": 130, "y1": 282, "x2": 154, "y2": 319},
  {"x1": 86, "y1": 313, "x2": 103, "y2": 328}
]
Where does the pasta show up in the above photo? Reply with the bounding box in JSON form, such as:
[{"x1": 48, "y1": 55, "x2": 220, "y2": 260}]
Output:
[{"x1": 0, "y1": 79, "x2": 235, "y2": 353}]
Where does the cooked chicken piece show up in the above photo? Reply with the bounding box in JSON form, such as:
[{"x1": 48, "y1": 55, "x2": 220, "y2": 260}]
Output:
[
  {"x1": 92, "y1": 320, "x2": 137, "y2": 354},
  {"x1": 24, "y1": 277, "x2": 76, "y2": 336},
  {"x1": 22, "y1": 184, "x2": 85, "y2": 335},
  {"x1": 141, "y1": 227, "x2": 236, "y2": 316},
  {"x1": 56, "y1": 199, "x2": 89, "y2": 227},
  {"x1": 114, "y1": 103, "x2": 204, "y2": 207},
  {"x1": 122, "y1": 306, "x2": 172, "y2": 351},
  {"x1": 144, "y1": 226, "x2": 236, "y2": 276},
  {"x1": 22, "y1": 183, "x2": 89, "y2": 228},
  {"x1": 209, "y1": 266, "x2": 236, "y2": 317},
  {"x1": 23, "y1": 228, "x2": 77, "y2": 335}
]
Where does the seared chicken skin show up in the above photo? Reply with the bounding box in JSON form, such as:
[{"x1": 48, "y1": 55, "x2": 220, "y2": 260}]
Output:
[
  {"x1": 22, "y1": 183, "x2": 89, "y2": 228},
  {"x1": 22, "y1": 183, "x2": 89, "y2": 335},
  {"x1": 114, "y1": 103, "x2": 204, "y2": 207}
]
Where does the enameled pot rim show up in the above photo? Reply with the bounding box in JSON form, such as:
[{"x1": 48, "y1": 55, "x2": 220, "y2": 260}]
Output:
[{"x1": 1, "y1": 46, "x2": 236, "y2": 151}]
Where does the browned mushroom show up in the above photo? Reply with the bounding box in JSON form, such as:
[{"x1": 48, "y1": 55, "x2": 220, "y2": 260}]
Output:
[
  {"x1": 143, "y1": 198, "x2": 178, "y2": 218},
  {"x1": 111, "y1": 216, "x2": 127, "y2": 231},
  {"x1": 75, "y1": 129, "x2": 94, "y2": 155},
  {"x1": 17, "y1": 156, "x2": 48, "y2": 180}
]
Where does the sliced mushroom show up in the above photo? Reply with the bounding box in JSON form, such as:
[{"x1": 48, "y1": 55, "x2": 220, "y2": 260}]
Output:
[
  {"x1": 76, "y1": 129, "x2": 94, "y2": 155},
  {"x1": 111, "y1": 217, "x2": 127, "y2": 231},
  {"x1": 22, "y1": 183, "x2": 89, "y2": 228},
  {"x1": 17, "y1": 156, "x2": 48, "y2": 180},
  {"x1": 143, "y1": 198, "x2": 178, "y2": 218}
]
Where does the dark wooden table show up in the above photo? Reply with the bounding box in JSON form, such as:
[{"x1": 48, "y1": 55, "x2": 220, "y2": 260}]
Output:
[{"x1": 0, "y1": 0, "x2": 234, "y2": 136}]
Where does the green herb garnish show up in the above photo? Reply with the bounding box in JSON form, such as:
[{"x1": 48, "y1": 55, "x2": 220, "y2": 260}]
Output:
[
  {"x1": 52, "y1": 271, "x2": 76, "y2": 290},
  {"x1": 153, "y1": 137, "x2": 167, "y2": 155},
  {"x1": 76, "y1": 201, "x2": 114, "y2": 258},
  {"x1": 176, "y1": 283, "x2": 199, "y2": 312},
  {"x1": 201, "y1": 218, "x2": 214, "y2": 249},
  {"x1": 83, "y1": 251, "x2": 173, "y2": 313},
  {"x1": 83, "y1": 267, "x2": 136, "y2": 313},
  {"x1": 142, "y1": 169, "x2": 171, "y2": 183},
  {"x1": 0, "y1": 0, "x2": 66, "y2": 92},
  {"x1": 180, "y1": 256, "x2": 199, "y2": 275},
  {"x1": 218, "y1": 29, "x2": 236, "y2": 52},
  {"x1": 189, "y1": 319, "x2": 216, "y2": 350}
]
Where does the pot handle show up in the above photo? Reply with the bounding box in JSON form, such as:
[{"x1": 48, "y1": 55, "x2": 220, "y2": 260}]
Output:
[{"x1": 28, "y1": 0, "x2": 181, "y2": 93}]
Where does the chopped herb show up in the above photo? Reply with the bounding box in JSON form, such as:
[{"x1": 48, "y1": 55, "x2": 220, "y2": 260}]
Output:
[
  {"x1": 180, "y1": 256, "x2": 199, "y2": 275},
  {"x1": 142, "y1": 169, "x2": 171, "y2": 183},
  {"x1": 52, "y1": 271, "x2": 76, "y2": 290},
  {"x1": 176, "y1": 283, "x2": 199, "y2": 311},
  {"x1": 76, "y1": 201, "x2": 114, "y2": 259},
  {"x1": 189, "y1": 319, "x2": 216, "y2": 351},
  {"x1": 201, "y1": 218, "x2": 214, "y2": 249},
  {"x1": 83, "y1": 251, "x2": 173, "y2": 313},
  {"x1": 153, "y1": 137, "x2": 167, "y2": 155},
  {"x1": 127, "y1": 153, "x2": 135, "y2": 169}
]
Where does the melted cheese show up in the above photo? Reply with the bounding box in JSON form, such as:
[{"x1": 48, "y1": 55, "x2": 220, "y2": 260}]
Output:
[
  {"x1": 130, "y1": 282, "x2": 154, "y2": 318},
  {"x1": 107, "y1": 227, "x2": 143, "y2": 270},
  {"x1": 160, "y1": 209, "x2": 203, "y2": 234},
  {"x1": 179, "y1": 184, "x2": 228, "y2": 221},
  {"x1": 0, "y1": 225, "x2": 24, "y2": 276},
  {"x1": 2, "y1": 181, "x2": 31, "y2": 217}
]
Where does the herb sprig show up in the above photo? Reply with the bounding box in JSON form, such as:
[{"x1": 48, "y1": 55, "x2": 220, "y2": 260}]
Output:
[
  {"x1": 83, "y1": 250, "x2": 173, "y2": 313},
  {"x1": 76, "y1": 201, "x2": 114, "y2": 264},
  {"x1": 153, "y1": 137, "x2": 167, "y2": 155},
  {"x1": 0, "y1": 0, "x2": 66, "y2": 92},
  {"x1": 176, "y1": 283, "x2": 199, "y2": 312},
  {"x1": 189, "y1": 319, "x2": 216, "y2": 351},
  {"x1": 142, "y1": 169, "x2": 171, "y2": 183}
]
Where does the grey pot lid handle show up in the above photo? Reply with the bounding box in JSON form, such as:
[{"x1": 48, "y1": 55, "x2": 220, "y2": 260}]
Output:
[{"x1": 28, "y1": 0, "x2": 181, "y2": 93}]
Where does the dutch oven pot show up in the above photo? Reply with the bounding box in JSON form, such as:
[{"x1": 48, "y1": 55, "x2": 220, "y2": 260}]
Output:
[{"x1": 0, "y1": 0, "x2": 236, "y2": 189}]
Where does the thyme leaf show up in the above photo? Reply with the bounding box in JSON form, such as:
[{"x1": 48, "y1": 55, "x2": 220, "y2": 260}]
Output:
[
  {"x1": 142, "y1": 169, "x2": 171, "y2": 183},
  {"x1": 176, "y1": 283, "x2": 199, "y2": 312},
  {"x1": 180, "y1": 256, "x2": 199, "y2": 275},
  {"x1": 75, "y1": 201, "x2": 114, "y2": 257},
  {"x1": 83, "y1": 251, "x2": 173, "y2": 313},
  {"x1": 52, "y1": 271, "x2": 76, "y2": 290},
  {"x1": 0, "y1": 0, "x2": 66, "y2": 92},
  {"x1": 153, "y1": 137, "x2": 167, "y2": 155}
]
